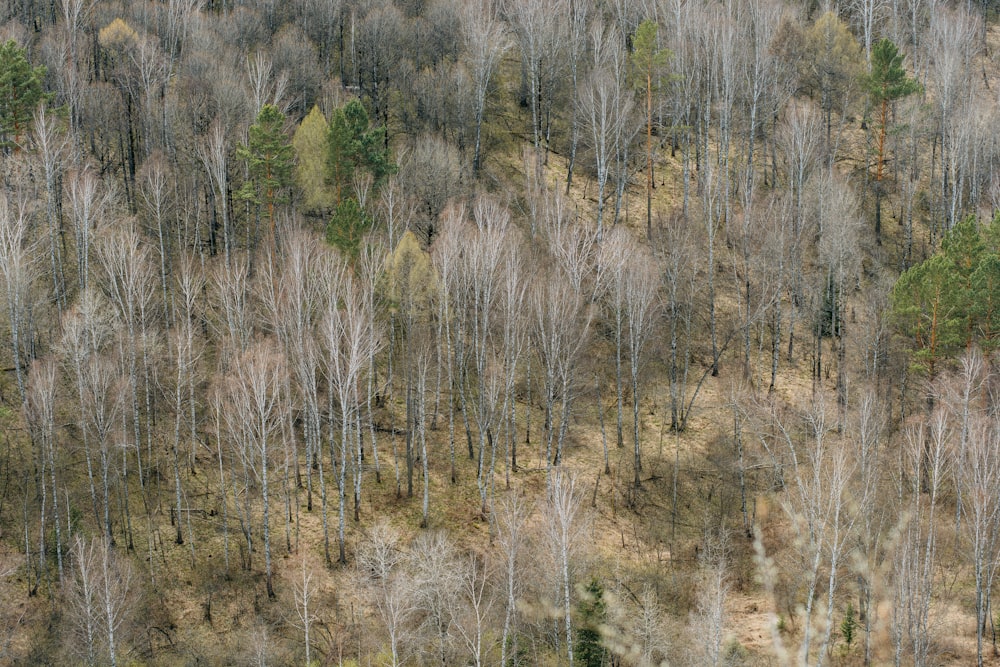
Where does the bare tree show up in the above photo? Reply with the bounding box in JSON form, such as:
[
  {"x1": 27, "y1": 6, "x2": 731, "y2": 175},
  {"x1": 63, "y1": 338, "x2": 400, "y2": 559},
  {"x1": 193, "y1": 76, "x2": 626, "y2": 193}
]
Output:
[
  {"x1": 82, "y1": 352, "x2": 125, "y2": 546},
  {"x1": 497, "y1": 233, "x2": 528, "y2": 487},
  {"x1": 209, "y1": 252, "x2": 253, "y2": 365},
  {"x1": 408, "y1": 530, "x2": 463, "y2": 665},
  {"x1": 461, "y1": 0, "x2": 510, "y2": 176},
  {"x1": 953, "y1": 361, "x2": 1000, "y2": 667},
  {"x1": 928, "y1": 7, "x2": 983, "y2": 230},
  {"x1": 545, "y1": 468, "x2": 588, "y2": 666},
  {"x1": 67, "y1": 165, "x2": 110, "y2": 297},
  {"x1": 493, "y1": 493, "x2": 529, "y2": 667},
  {"x1": 0, "y1": 191, "x2": 37, "y2": 406},
  {"x1": 358, "y1": 520, "x2": 413, "y2": 667},
  {"x1": 455, "y1": 552, "x2": 495, "y2": 667},
  {"x1": 170, "y1": 253, "x2": 205, "y2": 548},
  {"x1": 226, "y1": 341, "x2": 287, "y2": 598},
  {"x1": 32, "y1": 105, "x2": 71, "y2": 312},
  {"x1": 57, "y1": 291, "x2": 114, "y2": 535},
  {"x1": 562, "y1": 0, "x2": 589, "y2": 191},
  {"x1": 815, "y1": 171, "x2": 861, "y2": 421},
  {"x1": 531, "y1": 268, "x2": 592, "y2": 471},
  {"x1": 851, "y1": 0, "x2": 888, "y2": 64},
  {"x1": 67, "y1": 535, "x2": 134, "y2": 667},
  {"x1": 200, "y1": 119, "x2": 233, "y2": 266},
  {"x1": 431, "y1": 209, "x2": 464, "y2": 484},
  {"x1": 688, "y1": 536, "x2": 729, "y2": 666},
  {"x1": 26, "y1": 358, "x2": 63, "y2": 583},
  {"x1": 776, "y1": 101, "x2": 822, "y2": 362},
  {"x1": 96, "y1": 219, "x2": 158, "y2": 488},
  {"x1": 760, "y1": 396, "x2": 858, "y2": 666},
  {"x1": 138, "y1": 153, "x2": 176, "y2": 325},
  {"x1": 458, "y1": 200, "x2": 509, "y2": 514},
  {"x1": 323, "y1": 273, "x2": 379, "y2": 563},
  {"x1": 243, "y1": 50, "x2": 288, "y2": 115},
  {"x1": 581, "y1": 24, "x2": 634, "y2": 240},
  {"x1": 291, "y1": 556, "x2": 319, "y2": 667},
  {"x1": 892, "y1": 411, "x2": 950, "y2": 666},
  {"x1": 24, "y1": 359, "x2": 63, "y2": 582},
  {"x1": 509, "y1": 0, "x2": 566, "y2": 163},
  {"x1": 623, "y1": 245, "x2": 661, "y2": 488}
]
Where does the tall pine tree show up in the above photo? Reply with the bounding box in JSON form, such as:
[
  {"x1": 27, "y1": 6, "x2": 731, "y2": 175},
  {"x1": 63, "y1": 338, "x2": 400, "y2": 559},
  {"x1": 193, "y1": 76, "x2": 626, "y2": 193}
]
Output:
[
  {"x1": 865, "y1": 38, "x2": 920, "y2": 245},
  {"x1": 0, "y1": 40, "x2": 48, "y2": 150},
  {"x1": 237, "y1": 104, "x2": 294, "y2": 246}
]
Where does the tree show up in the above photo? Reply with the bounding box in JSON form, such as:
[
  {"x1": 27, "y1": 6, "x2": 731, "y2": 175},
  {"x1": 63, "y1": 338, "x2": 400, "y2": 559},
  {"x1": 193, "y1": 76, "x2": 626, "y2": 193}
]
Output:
[
  {"x1": 32, "y1": 105, "x2": 71, "y2": 312},
  {"x1": 237, "y1": 103, "x2": 294, "y2": 245},
  {"x1": 226, "y1": 342, "x2": 287, "y2": 598},
  {"x1": 96, "y1": 220, "x2": 157, "y2": 491},
  {"x1": 357, "y1": 520, "x2": 413, "y2": 667},
  {"x1": 865, "y1": 38, "x2": 920, "y2": 244},
  {"x1": 929, "y1": 8, "x2": 982, "y2": 230},
  {"x1": 0, "y1": 40, "x2": 48, "y2": 150},
  {"x1": 0, "y1": 191, "x2": 37, "y2": 406},
  {"x1": 575, "y1": 578, "x2": 606, "y2": 667},
  {"x1": 461, "y1": 0, "x2": 509, "y2": 176},
  {"x1": 408, "y1": 531, "x2": 463, "y2": 665},
  {"x1": 326, "y1": 99, "x2": 393, "y2": 206},
  {"x1": 890, "y1": 216, "x2": 998, "y2": 375},
  {"x1": 292, "y1": 105, "x2": 335, "y2": 214},
  {"x1": 581, "y1": 25, "x2": 635, "y2": 239},
  {"x1": 492, "y1": 493, "x2": 529, "y2": 667},
  {"x1": 631, "y1": 19, "x2": 670, "y2": 241},
  {"x1": 623, "y1": 248, "x2": 660, "y2": 488},
  {"x1": 26, "y1": 358, "x2": 63, "y2": 584},
  {"x1": 760, "y1": 397, "x2": 857, "y2": 665},
  {"x1": 546, "y1": 468, "x2": 588, "y2": 667},
  {"x1": 291, "y1": 557, "x2": 319, "y2": 667},
  {"x1": 200, "y1": 120, "x2": 233, "y2": 266},
  {"x1": 532, "y1": 269, "x2": 592, "y2": 472},
  {"x1": 797, "y1": 13, "x2": 863, "y2": 160},
  {"x1": 66, "y1": 535, "x2": 135, "y2": 667},
  {"x1": 509, "y1": 0, "x2": 565, "y2": 166},
  {"x1": 957, "y1": 409, "x2": 1000, "y2": 667},
  {"x1": 323, "y1": 273, "x2": 379, "y2": 563}
]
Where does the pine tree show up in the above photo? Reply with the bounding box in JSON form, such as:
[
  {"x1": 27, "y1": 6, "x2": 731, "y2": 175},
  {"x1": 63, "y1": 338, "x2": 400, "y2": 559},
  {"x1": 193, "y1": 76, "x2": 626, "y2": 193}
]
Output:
[
  {"x1": 326, "y1": 99, "x2": 395, "y2": 254},
  {"x1": 0, "y1": 40, "x2": 48, "y2": 150},
  {"x1": 575, "y1": 578, "x2": 607, "y2": 667},
  {"x1": 237, "y1": 104, "x2": 294, "y2": 244},
  {"x1": 865, "y1": 38, "x2": 920, "y2": 244},
  {"x1": 327, "y1": 99, "x2": 394, "y2": 205},
  {"x1": 326, "y1": 197, "x2": 371, "y2": 258},
  {"x1": 631, "y1": 20, "x2": 670, "y2": 241}
]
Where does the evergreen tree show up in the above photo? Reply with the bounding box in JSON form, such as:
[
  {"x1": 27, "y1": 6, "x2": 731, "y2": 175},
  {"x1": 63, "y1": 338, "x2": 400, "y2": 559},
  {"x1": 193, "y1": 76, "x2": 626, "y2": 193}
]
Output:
[
  {"x1": 631, "y1": 20, "x2": 670, "y2": 241},
  {"x1": 326, "y1": 99, "x2": 395, "y2": 255},
  {"x1": 0, "y1": 40, "x2": 48, "y2": 150},
  {"x1": 237, "y1": 104, "x2": 294, "y2": 244},
  {"x1": 327, "y1": 99, "x2": 394, "y2": 205},
  {"x1": 575, "y1": 578, "x2": 607, "y2": 667},
  {"x1": 890, "y1": 215, "x2": 1000, "y2": 375},
  {"x1": 326, "y1": 197, "x2": 371, "y2": 258},
  {"x1": 864, "y1": 38, "x2": 920, "y2": 244}
]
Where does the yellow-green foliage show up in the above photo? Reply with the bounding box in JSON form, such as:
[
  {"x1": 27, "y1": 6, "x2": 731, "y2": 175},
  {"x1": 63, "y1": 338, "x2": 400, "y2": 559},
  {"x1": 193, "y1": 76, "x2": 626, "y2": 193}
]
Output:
[
  {"x1": 292, "y1": 106, "x2": 335, "y2": 214},
  {"x1": 385, "y1": 230, "x2": 437, "y2": 320}
]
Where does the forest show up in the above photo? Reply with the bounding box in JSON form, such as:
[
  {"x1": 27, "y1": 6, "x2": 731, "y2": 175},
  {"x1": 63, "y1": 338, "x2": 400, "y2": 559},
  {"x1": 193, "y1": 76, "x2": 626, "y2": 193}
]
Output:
[{"x1": 0, "y1": 0, "x2": 999, "y2": 664}]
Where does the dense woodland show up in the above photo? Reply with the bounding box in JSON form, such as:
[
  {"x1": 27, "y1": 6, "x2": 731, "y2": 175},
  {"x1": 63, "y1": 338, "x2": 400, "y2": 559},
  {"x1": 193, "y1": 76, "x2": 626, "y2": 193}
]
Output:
[{"x1": 3, "y1": 0, "x2": 1000, "y2": 664}]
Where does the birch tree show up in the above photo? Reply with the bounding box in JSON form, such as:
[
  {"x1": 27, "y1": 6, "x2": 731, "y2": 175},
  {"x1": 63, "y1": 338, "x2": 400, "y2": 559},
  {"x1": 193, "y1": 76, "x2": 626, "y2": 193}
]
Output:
[
  {"x1": 461, "y1": 0, "x2": 509, "y2": 176},
  {"x1": 0, "y1": 191, "x2": 36, "y2": 406},
  {"x1": 226, "y1": 341, "x2": 287, "y2": 598}
]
